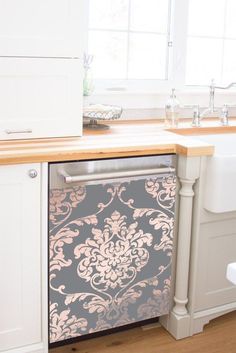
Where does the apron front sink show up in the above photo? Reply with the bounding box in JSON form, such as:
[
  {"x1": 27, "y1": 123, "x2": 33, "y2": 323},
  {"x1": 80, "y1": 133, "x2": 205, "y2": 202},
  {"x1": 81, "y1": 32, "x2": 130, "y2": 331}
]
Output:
[{"x1": 197, "y1": 133, "x2": 236, "y2": 213}]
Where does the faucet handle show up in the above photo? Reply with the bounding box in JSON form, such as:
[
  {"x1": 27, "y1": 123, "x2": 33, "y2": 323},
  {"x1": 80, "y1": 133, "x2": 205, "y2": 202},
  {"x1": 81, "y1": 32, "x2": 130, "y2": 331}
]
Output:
[
  {"x1": 219, "y1": 104, "x2": 236, "y2": 126},
  {"x1": 183, "y1": 105, "x2": 201, "y2": 127},
  {"x1": 220, "y1": 104, "x2": 229, "y2": 126},
  {"x1": 192, "y1": 105, "x2": 201, "y2": 127}
]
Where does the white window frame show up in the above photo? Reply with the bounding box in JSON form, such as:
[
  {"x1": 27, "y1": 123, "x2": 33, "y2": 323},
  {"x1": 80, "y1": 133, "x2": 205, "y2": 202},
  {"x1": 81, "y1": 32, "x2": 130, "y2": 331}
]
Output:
[{"x1": 85, "y1": 0, "x2": 236, "y2": 110}]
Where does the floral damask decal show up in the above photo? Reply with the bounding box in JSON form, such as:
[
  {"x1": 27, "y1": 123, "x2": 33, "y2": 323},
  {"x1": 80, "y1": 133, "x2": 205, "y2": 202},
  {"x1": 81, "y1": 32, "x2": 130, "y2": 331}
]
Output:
[
  {"x1": 74, "y1": 211, "x2": 152, "y2": 291},
  {"x1": 49, "y1": 174, "x2": 176, "y2": 343},
  {"x1": 50, "y1": 302, "x2": 88, "y2": 343},
  {"x1": 50, "y1": 186, "x2": 86, "y2": 227},
  {"x1": 146, "y1": 176, "x2": 176, "y2": 210}
]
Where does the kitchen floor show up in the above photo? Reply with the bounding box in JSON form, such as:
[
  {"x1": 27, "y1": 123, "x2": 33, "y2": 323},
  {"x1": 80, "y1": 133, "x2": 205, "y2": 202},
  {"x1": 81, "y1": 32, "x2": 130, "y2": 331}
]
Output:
[{"x1": 50, "y1": 311, "x2": 236, "y2": 353}]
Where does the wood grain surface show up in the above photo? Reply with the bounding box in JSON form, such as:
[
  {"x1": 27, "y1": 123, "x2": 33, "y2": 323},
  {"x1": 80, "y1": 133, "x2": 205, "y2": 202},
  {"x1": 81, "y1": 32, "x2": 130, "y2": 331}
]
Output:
[
  {"x1": 50, "y1": 311, "x2": 236, "y2": 353},
  {"x1": 0, "y1": 122, "x2": 214, "y2": 165}
]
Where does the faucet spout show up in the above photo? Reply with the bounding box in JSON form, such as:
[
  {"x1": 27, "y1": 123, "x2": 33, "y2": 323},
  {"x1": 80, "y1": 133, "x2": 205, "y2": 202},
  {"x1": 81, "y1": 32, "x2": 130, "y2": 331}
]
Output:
[{"x1": 214, "y1": 82, "x2": 236, "y2": 90}]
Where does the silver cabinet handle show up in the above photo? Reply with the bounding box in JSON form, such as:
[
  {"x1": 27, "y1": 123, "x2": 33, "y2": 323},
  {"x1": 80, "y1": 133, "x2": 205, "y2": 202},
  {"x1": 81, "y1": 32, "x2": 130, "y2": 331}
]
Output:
[
  {"x1": 28, "y1": 169, "x2": 38, "y2": 179},
  {"x1": 5, "y1": 129, "x2": 32, "y2": 135},
  {"x1": 59, "y1": 167, "x2": 176, "y2": 184}
]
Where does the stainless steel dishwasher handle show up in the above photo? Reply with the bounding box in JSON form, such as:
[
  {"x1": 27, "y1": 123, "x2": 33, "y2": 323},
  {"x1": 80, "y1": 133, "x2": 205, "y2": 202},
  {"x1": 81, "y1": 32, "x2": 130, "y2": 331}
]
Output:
[{"x1": 59, "y1": 167, "x2": 176, "y2": 184}]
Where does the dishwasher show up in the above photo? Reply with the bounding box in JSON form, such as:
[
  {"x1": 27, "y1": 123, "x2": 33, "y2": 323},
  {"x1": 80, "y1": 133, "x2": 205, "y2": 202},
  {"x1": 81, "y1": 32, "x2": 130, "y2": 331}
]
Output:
[{"x1": 49, "y1": 155, "x2": 177, "y2": 346}]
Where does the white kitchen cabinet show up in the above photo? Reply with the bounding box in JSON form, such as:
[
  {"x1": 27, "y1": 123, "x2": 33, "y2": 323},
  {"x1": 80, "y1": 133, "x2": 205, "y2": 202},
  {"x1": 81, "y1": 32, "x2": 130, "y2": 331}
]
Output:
[
  {"x1": 188, "y1": 157, "x2": 236, "y2": 336},
  {"x1": 0, "y1": 163, "x2": 46, "y2": 353},
  {"x1": 0, "y1": 0, "x2": 87, "y2": 58},
  {"x1": 0, "y1": 57, "x2": 83, "y2": 140},
  {"x1": 194, "y1": 218, "x2": 236, "y2": 311}
]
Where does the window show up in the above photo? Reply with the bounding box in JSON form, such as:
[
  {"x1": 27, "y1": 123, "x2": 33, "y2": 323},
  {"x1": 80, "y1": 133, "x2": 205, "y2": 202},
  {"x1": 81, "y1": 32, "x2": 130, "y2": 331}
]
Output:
[
  {"x1": 186, "y1": 0, "x2": 236, "y2": 85},
  {"x1": 88, "y1": 0, "x2": 171, "y2": 81},
  {"x1": 87, "y1": 0, "x2": 236, "y2": 92}
]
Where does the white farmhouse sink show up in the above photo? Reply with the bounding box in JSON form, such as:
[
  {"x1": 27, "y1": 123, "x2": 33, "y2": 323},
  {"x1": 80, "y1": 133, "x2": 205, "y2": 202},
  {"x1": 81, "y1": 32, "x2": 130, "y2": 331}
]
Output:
[{"x1": 196, "y1": 134, "x2": 236, "y2": 213}]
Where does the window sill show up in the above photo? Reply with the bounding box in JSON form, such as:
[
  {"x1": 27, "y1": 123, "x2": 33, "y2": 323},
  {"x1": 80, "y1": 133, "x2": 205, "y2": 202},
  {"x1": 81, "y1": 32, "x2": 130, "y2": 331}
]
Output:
[{"x1": 84, "y1": 89, "x2": 236, "y2": 111}]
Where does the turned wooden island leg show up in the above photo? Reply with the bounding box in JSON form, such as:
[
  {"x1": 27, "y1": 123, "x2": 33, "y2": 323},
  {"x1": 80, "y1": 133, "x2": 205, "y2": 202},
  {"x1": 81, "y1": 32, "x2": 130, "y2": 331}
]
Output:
[
  {"x1": 173, "y1": 178, "x2": 196, "y2": 316},
  {"x1": 160, "y1": 155, "x2": 201, "y2": 339}
]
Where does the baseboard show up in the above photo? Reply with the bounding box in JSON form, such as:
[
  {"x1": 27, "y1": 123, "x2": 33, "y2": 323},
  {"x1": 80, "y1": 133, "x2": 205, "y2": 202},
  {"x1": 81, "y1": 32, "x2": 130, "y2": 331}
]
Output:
[
  {"x1": 192, "y1": 301, "x2": 236, "y2": 335},
  {"x1": 4, "y1": 342, "x2": 46, "y2": 353}
]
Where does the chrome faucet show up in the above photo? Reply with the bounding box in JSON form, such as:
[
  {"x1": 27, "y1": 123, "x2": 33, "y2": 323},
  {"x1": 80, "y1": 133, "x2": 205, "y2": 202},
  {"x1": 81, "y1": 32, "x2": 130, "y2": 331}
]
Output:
[{"x1": 191, "y1": 79, "x2": 236, "y2": 126}]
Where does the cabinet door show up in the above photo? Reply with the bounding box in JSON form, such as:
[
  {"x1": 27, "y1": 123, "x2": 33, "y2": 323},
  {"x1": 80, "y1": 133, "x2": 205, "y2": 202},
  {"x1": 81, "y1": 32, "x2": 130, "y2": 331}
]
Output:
[
  {"x1": 49, "y1": 174, "x2": 176, "y2": 344},
  {"x1": 0, "y1": 57, "x2": 83, "y2": 140},
  {"x1": 0, "y1": 164, "x2": 41, "y2": 352},
  {"x1": 194, "y1": 219, "x2": 236, "y2": 311},
  {"x1": 0, "y1": 0, "x2": 86, "y2": 57}
]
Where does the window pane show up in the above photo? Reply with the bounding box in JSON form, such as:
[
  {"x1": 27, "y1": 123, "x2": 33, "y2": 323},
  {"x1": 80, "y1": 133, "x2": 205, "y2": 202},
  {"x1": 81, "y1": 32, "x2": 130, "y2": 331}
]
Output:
[
  {"x1": 188, "y1": 0, "x2": 225, "y2": 38},
  {"x1": 89, "y1": 0, "x2": 129, "y2": 31},
  {"x1": 128, "y1": 33, "x2": 167, "y2": 79},
  {"x1": 225, "y1": 0, "x2": 236, "y2": 38},
  {"x1": 186, "y1": 37, "x2": 223, "y2": 85},
  {"x1": 222, "y1": 39, "x2": 236, "y2": 83},
  {"x1": 130, "y1": 0, "x2": 169, "y2": 33},
  {"x1": 88, "y1": 0, "x2": 170, "y2": 81},
  {"x1": 89, "y1": 31, "x2": 128, "y2": 79}
]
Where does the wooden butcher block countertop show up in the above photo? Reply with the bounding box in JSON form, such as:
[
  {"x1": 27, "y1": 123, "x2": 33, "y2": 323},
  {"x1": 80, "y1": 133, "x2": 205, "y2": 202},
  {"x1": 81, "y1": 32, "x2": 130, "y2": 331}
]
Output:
[{"x1": 0, "y1": 121, "x2": 218, "y2": 165}]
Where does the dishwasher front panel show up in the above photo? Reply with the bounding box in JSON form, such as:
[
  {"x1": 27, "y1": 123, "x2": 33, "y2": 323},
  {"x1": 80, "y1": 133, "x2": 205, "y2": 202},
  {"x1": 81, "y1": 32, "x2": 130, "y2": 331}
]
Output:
[{"x1": 49, "y1": 159, "x2": 176, "y2": 344}]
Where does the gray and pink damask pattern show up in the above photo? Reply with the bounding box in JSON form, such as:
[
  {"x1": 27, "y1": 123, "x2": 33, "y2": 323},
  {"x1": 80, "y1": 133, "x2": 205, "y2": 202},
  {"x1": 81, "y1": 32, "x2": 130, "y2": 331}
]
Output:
[{"x1": 49, "y1": 174, "x2": 176, "y2": 344}]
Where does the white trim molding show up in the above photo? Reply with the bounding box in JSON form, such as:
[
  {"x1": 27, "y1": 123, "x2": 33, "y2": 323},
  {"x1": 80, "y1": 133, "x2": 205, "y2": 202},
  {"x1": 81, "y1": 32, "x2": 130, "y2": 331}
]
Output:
[{"x1": 160, "y1": 156, "x2": 201, "y2": 340}]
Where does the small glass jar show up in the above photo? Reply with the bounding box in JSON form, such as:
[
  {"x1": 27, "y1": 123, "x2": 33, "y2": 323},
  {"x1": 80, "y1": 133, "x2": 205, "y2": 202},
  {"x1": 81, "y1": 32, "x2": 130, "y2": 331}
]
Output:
[{"x1": 165, "y1": 88, "x2": 180, "y2": 128}]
